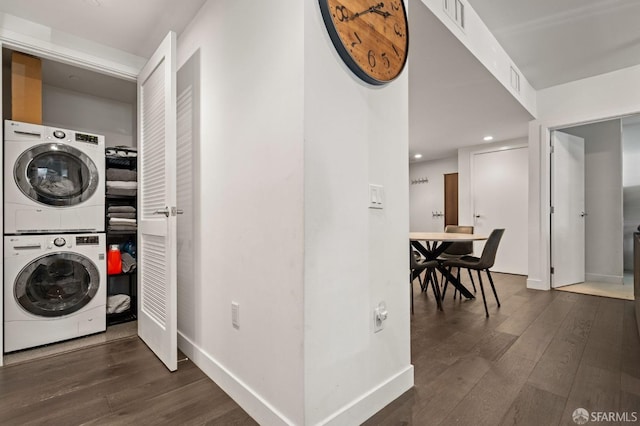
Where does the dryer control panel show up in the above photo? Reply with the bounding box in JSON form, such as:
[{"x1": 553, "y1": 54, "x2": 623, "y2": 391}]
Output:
[{"x1": 76, "y1": 236, "x2": 100, "y2": 246}]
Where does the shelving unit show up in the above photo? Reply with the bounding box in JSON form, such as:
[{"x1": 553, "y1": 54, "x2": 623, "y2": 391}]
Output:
[{"x1": 105, "y1": 152, "x2": 138, "y2": 326}]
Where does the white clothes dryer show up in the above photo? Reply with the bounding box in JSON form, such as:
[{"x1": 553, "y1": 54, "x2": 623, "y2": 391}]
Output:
[
  {"x1": 4, "y1": 233, "x2": 106, "y2": 352},
  {"x1": 4, "y1": 120, "x2": 105, "y2": 234}
]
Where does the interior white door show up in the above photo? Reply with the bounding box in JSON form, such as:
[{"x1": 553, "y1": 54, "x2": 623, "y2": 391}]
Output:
[
  {"x1": 472, "y1": 147, "x2": 528, "y2": 274},
  {"x1": 137, "y1": 31, "x2": 178, "y2": 371},
  {"x1": 551, "y1": 130, "x2": 586, "y2": 288}
]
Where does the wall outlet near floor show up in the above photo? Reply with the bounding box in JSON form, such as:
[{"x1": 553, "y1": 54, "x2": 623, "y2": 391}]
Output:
[
  {"x1": 231, "y1": 302, "x2": 240, "y2": 329},
  {"x1": 373, "y1": 301, "x2": 388, "y2": 333}
]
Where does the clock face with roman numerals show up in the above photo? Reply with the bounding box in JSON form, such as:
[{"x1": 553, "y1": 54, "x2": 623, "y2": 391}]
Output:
[{"x1": 319, "y1": 0, "x2": 409, "y2": 85}]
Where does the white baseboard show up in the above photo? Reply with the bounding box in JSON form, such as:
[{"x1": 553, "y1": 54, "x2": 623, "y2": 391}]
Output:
[
  {"x1": 585, "y1": 273, "x2": 624, "y2": 284},
  {"x1": 177, "y1": 331, "x2": 295, "y2": 426},
  {"x1": 320, "y1": 365, "x2": 414, "y2": 426},
  {"x1": 526, "y1": 278, "x2": 549, "y2": 291},
  {"x1": 178, "y1": 331, "x2": 414, "y2": 426}
]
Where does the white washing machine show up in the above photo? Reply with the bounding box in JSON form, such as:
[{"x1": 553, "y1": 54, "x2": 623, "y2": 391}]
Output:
[
  {"x1": 4, "y1": 120, "x2": 105, "y2": 234},
  {"x1": 4, "y1": 233, "x2": 106, "y2": 352}
]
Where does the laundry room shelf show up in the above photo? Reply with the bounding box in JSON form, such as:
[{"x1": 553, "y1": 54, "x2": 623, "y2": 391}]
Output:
[
  {"x1": 106, "y1": 195, "x2": 137, "y2": 200},
  {"x1": 107, "y1": 310, "x2": 137, "y2": 326},
  {"x1": 106, "y1": 150, "x2": 138, "y2": 327},
  {"x1": 108, "y1": 271, "x2": 136, "y2": 277},
  {"x1": 106, "y1": 230, "x2": 137, "y2": 235}
]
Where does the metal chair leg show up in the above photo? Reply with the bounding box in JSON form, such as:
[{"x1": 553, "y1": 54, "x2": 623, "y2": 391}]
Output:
[
  {"x1": 467, "y1": 268, "x2": 477, "y2": 292},
  {"x1": 429, "y1": 268, "x2": 443, "y2": 311},
  {"x1": 476, "y1": 269, "x2": 489, "y2": 317},
  {"x1": 486, "y1": 269, "x2": 500, "y2": 307},
  {"x1": 453, "y1": 267, "x2": 461, "y2": 300},
  {"x1": 410, "y1": 281, "x2": 414, "y2": 314},
  {"x1": 442, "y1": 266, "x2": 451, "y2": 299}
]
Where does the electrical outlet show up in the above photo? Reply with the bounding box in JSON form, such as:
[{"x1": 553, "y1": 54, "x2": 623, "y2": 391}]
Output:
[
  {"x1": 231, "y1": 302, "x2": 240, "y2": 329},
  {"x1": 373, "y1": 302, "x2": 388, "y2": 333}
]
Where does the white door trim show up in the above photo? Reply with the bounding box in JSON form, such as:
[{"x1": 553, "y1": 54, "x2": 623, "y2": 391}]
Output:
[
  {"x1": 529, "y1": 112, "x2": 640, "y2": 291},
  {"x1": 0, "y1": 17, "x2": 144, "y2": 80}
]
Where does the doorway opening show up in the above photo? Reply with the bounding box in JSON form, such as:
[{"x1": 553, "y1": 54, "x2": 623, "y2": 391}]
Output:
[{"x1": 550, "y1": 116, "x2": 638, "y2": 301}]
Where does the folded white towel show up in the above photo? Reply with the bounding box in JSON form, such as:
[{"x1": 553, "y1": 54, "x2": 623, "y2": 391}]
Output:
[
  {"x1": 106, "y1": 181, "x2": 138, "y2": 189},
  {"x1": 109, "y1": 217, "x2": 137, "y2": 224}
]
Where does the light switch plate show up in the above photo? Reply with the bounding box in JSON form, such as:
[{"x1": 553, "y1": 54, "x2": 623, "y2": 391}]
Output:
[
  {"x1": 369, "y1": 184, "x2": 384, "y2": 209},
  {"x1": 231, "y1": 302, "x2": 240, "y2": 329}
]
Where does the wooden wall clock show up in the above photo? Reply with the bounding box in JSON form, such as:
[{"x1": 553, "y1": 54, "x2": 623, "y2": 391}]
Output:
[{"x1": 319, "y1": 0, "x2": 409, "y2": 86}]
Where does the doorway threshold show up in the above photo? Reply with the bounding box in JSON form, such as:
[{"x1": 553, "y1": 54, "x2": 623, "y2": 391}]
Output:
[
  {"x1": 555, "y1": 281, "x2": 634, "y2": 301},
  {"x1": 3, "y1": 321, "x2": 137, "y2": 366}
]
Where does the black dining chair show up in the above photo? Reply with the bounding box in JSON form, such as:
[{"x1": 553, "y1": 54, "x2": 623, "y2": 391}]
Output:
[
  {"x1": 410, "y1": 245, "x2": 442, "y2": 313},
  {"x1": 439, "y1": 225, "x2": 476, "y2": 299},
  {"x1": 442, "y1": 229, "x2": 505, "y2": 317}
]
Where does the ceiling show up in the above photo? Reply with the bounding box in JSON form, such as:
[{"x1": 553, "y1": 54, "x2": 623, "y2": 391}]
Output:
[
  {"x1": 467, "y1": 0, "x2": 640, "y2": 90},
  {"x1": 0, "y1": 0, "x2": 637, "y2": 162},
  {"x1": 408, "y1": 0, "x2": 533, "y2": 160},
  {"x1": 0, "y1": 0, "x2": 207, "y2": 59},
  {"x1": 409, "y1": 0, "x2": 640, "y2": 160}
]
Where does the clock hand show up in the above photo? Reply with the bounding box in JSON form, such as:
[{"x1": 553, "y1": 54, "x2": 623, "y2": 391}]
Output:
[
  {"x1": 351, "y1": 2, "x2": 385, "y2": 19},
  {"x1": 372, "y1": 9, "x2": 392, "y2": 18}
]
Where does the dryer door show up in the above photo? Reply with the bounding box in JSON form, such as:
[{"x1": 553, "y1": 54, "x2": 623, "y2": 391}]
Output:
[
  {"x1": 14, "y1": 143, "x2": 99, "y2": 207},
  {"x1": 14, "y1": 253, "x2": 101, "y2": 317}
]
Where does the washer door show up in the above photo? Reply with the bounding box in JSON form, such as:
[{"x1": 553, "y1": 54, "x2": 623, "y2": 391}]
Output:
[
  {"x1": 14, "y1": 252, "x2": 101, "y2": 317},
  {"x1": 14, "y1": 143, "x2": 99, "y2": 207}
]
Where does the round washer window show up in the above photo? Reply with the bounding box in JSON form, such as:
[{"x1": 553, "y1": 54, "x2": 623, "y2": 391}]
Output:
[
  {"x1": 14, "y1": 252, "x2": 101, "y2": 317},
  {"x1": 14, "y1": 143, "x2": 99, "y2": 207}
]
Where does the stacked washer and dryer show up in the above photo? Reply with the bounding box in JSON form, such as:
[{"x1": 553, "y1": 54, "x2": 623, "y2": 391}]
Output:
[{"x1": 4, "y1": 120, "x2": 107, "y2": 352}]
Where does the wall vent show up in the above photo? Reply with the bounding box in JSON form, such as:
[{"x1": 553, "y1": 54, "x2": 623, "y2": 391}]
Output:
[
  {"x1": 510, "y1": 66, "x2": 521, "y2": 93},
  {"x1": 443, "y1": 0, "x2": 465, "y2": 30}
]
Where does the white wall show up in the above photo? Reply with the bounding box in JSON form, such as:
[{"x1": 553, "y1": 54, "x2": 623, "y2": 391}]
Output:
[
  {"x1": 409, "y1": 157, "x2": 457, "y2": 231},
  {"x1": 529, "y1": 64, "x2": 640, "y2": 290},
  {"x1": 304, "y1": 1, "x2": 413, "y2": 424},
  {"x1": 417, "y1": 0, "x2": 536, "y2": 117},
  {"x1": 176, "y1": 1, "x2": 305, "y2": 424},
  {"x1": 622, "y1": 123, "x2": 640, "y2": 270},
  {"x1": 563, "y1": 121, "x2": 624, "y2": 283},
  {"x1": 42, "y1": 84, "x2": 136, "y2": 147}
]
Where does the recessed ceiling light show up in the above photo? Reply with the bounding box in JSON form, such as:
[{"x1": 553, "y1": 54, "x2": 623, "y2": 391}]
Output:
[
  {"x1": 414, "y1": 154, "x2": 423, "y2": 159},
  {"x1": 483, "y1": 136, "x2": 494, "y2": 141}
]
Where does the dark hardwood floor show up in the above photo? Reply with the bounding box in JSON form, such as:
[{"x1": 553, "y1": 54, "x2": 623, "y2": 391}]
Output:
[
  {"x1": 365, "y1": 273, "x2": 640, "y2": 425},
  {"x1": 1, "y1": 273, "x2": 638, "y2": 425},
  {"x1": 0, "y1": 337, "x2": 257, "y2": 425}
]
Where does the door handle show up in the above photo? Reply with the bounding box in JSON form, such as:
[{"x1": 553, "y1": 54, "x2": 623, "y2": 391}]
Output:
[
  {"x1": 474, "y1": 214, "x2": 481, "y2": 218},
  {"x1": 154, "y1": 207, "x2": 170, "y2": 217},
  {"x1": 580, "y1": 211, "x2": 588, "y2": 217}
]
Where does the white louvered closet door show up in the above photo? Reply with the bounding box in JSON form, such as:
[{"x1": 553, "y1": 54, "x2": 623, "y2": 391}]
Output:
[{"x1": 137, "y1": 31, "x2": 178, "y2": 371}]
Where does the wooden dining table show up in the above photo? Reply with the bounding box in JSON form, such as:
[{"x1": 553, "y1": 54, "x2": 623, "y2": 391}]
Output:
[{"x1": 410, "y1": 232, "x2": 488, "y2": 300}]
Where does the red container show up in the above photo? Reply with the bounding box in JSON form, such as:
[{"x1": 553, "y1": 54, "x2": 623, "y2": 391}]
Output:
[{"x1": 107, "y1": 244, "x2": 122, "y2": 275}]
